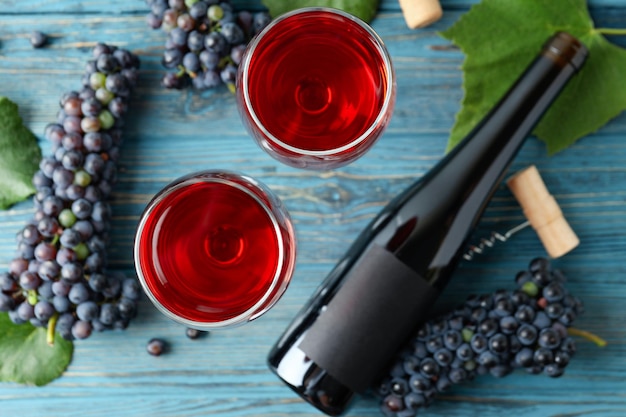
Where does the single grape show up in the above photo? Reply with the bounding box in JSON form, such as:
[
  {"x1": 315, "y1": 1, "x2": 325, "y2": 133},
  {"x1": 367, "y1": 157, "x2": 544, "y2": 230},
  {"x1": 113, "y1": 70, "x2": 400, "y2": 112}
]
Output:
[
  {"x1": 68, "y1": 283, "x2": 90, "y2": 304},
  {"x1": 17, "y1": 302, "x2": 35, "y2": 320},
  {"x1": 19, "y1": 271, "x2": 41, "y2": 290},
  {"x1": 252, "y1": 12, "x2": 271, "y2": 34},
  {"x1": 58, "y1": 208, "x2": 77, "y2": 228},
  {"x1": 76, "y1": 301, "x2": 100, "y2": 321},
  {"x1": 61, "y1": 262, "x2": 83, "y2": 283},
  {"x1": 188, "y1": 32, "x2": 206, "y2": 55},
  {"x1": 122, "y1": 278, "x2": 141, "y2": 300},
  {"x1": 204, "y1": 32, "x2": 227, "y2": 55},
  {"x1": 478, "y1": 318, "x2": 498, "y2": 337},
  {"x1": 230, "y1": 44, "x2": 246, "y2": 65},
  {"x1": 95, "y1": 87, "x2": 114, "y2": 104},
  {"x1": 56, "y1": 247, "x2": 77, "y2": 266},
  {"x1": 63, "y1": 96, "x2": 83, "y2": 117},
  {"x1": 147, "y1": 338, "x2": 167, "y2": 356},
  {"x1": 105, "y1": 74, "x2": 127, "y2": 95},
  {"x1": 34, "y1": 242, "x2": 57, "y2": 262},
  {"x1": 117, "y1": 297, "x2": 137, "y2": 319},
  {"x1": 538, "y1": 328, "x2": 561, "y2": 349},
  {"x1": 30, "y1": 31, "x2": 48, "y2": 48},
  {"x1": 52, "y1": 167, "x2": 75, "y2": 188},
  {"x1": 56, "y1": 313, "x2": 76, "y2": 340},
  {"x1": 162, "y1": 9, "x2": 179, "y2": 30},
  {"x1": 183, "y1": 52, "x2": 201, "y2": 74},
  {"x1": 170, "y1": 27, "x2": 188, "y2": 49},
  {"x1": 71, "y1": 198, "x2": 93, "y2": 219},
  {"x1": 52, "y1": 280, "x2": 71, "y2": 296},
  {"x1": 108, "y1": 98, "x2": 127, "y2": 119},
  {"x1": 60, "y1": 228, "x2": 81, "y2": 248},
  {"x1": 202, "y1": 71, "x2": 221, "y2": 89},
  {"x1": 220, "y1": 63, "x2": 237, "y2": 85},
  {"x1": 207, "y1": 4, "x2": 223, "y2": 21},
  {"x1": 488, "y1": 333, "x2": 509, "y2": 354},
  {"x1": 543, "y1": 282, "x2": 565, "y2": 302},
  {"x1": 84, "y1": 153, "x2": 105, "y2": 176},
  {"x1": 168, "y1": 0, "x2": 185, "y2": 10},
  {"x1": 99, "y1": 303, "x2": 119, "y2": 325},
  {"x1": 52, "y1": 295, "x2": 70, "y2": 314},
  {"x1": 236, "y1": 10, "x2": 253, "y2": 36},
  {"x1": 499, "y1": 315, "x2": 519, "y2": 334},
  {"x1": 96, "y1": 53, "x2": 119, "y2": 74},
  {"x1": 34, "y1": 301, "x2": 55, "y2": 321},
  {"x1": 162, "y1": 72, "x2": 184, "y2": 89},
  {"x1": 533, "y1": 311, "x2": 551, "y2": 329},
  {"x1": 80, "y1": 116, "x2": 101, "y2": 133},
  {"x1": 81, "y1": 98, "x2": 102, "y2": 117},
  {"x1": 0, "y1": 293, "x2": 15, "y2": 312},
  {"x1": 177, "y1": 13, "x2": 196, "y2": 31},
  {"x1": 221, "y1": 22, "x2": 244, "y2": 45},
  {"x1": 89, "y1": 72, "x2": 107, "y2": 90},
  {"x1": 71, "y1": 320, "x2": 93, "y2": 339},
  {"x1": 0, "y1": 272, "x2": 16, "y2": 292}
]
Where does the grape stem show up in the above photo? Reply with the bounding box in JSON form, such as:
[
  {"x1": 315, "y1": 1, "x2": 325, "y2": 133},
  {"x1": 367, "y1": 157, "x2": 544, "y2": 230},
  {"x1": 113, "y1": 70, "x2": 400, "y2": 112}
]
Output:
[
  {"x1": 596, "y1": 28, "x2": 626, "y2": 36},
  {"x1": 46, "y1": 313, "x2": 59, "y2": 347},
  {"x1": 567, "y1": 327, "x2": 607, "y2": 347}
]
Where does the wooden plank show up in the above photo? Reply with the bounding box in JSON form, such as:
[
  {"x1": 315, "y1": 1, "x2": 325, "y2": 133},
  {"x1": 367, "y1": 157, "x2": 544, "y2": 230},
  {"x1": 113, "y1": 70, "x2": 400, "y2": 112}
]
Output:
[{"x1": 0, "y1": 0, "x2": 624, "y2": 14}]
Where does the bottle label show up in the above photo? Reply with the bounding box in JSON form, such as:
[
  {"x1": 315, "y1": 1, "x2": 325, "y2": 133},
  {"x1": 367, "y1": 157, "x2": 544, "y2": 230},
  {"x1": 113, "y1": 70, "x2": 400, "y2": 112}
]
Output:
[{"x1": 298, "y1": 244, "x2": 439, "y2": 392}]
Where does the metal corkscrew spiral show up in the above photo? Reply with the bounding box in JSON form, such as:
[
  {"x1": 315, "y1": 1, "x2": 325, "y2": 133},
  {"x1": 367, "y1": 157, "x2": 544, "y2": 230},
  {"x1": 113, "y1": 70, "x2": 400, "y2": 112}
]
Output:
[{"x1": 463, "y1": 221, "x2": 531, "y2": 261}]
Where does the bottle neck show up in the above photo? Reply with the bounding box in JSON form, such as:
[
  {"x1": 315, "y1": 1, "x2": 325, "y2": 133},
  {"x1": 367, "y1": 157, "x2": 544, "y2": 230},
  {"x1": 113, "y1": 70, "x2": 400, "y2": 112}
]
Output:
[
  {"x1": 393, "y1": 35, "x2": 586, "y2": 285},
  {"x1": 442, "y1": 32, "x2": 586, "y2": 184},
  {"x1": 448, "y1": 53, "x2": 577, "y2": 167}
]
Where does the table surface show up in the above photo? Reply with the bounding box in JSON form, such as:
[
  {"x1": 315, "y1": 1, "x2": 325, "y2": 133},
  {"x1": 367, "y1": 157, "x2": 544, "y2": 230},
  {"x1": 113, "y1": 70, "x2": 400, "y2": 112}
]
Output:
[{"x1": 1, "y1": 1, "x2": 625, "y2": 416}]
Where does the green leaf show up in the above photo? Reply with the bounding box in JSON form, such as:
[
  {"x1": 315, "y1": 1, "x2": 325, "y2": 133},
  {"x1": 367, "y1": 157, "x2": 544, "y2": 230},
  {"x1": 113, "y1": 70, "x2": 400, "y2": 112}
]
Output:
[
  {"x1": 0, "y1": 97, "x2": 41, "y2": 209},
  {"x1": 0, "y1": 313, "x2": 73, "y2": 386},
  {"x1": 440, "y1": 0, "x2": 626, "y2": 154},
  {"x1": 261, "y1": 0, "x2": 380, "y2": 23}
]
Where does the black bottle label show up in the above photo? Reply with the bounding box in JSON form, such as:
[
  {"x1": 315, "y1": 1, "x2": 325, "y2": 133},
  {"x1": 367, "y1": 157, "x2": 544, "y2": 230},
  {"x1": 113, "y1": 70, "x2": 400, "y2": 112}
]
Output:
[{"x1": 299, "y1": 244, "x2": 439, "y2": 392}]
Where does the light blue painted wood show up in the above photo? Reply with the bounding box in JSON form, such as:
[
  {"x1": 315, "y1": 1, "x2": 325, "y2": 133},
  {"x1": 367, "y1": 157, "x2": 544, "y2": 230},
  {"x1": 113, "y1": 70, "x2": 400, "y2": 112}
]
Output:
[{"x1": 0, "y1": 1, "x2": 625, "y2": 416}]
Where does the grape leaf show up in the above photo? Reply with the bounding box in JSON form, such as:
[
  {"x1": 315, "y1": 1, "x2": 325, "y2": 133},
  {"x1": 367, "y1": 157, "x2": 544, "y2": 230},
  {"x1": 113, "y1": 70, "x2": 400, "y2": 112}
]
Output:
[
  {"x1": 0, "y1": 313, "x2": 73, "y2": 386},
  {"x1": 0, "y1": 97, "x2": 41, "y2": 209},
  {"x1": 441, "y1": 0, "x2": 626, "y2": 154},
  {"x1": 261, "y1": 0, "x2": 380, "y2": 23}
]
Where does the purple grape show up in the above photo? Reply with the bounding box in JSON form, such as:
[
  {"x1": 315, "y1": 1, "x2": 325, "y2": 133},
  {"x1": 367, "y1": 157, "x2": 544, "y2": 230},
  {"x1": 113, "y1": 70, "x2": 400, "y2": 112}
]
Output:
[
  {"x1": 30, "y1": 31, "x2": 48, "y2": 48},
  {"x1": 146, "y1": 338, "x2": 167, "y2": 356},
  {"x1": 71, "y1": 320, "x2": 92, "y2": 339}
]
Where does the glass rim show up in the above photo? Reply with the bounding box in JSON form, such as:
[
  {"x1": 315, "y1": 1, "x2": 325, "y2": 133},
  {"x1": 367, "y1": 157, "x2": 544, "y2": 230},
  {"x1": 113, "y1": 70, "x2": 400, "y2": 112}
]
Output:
[
  {"x1": 240, "y1": 7, "x2": 395, "y2": 157},
  {"x1": 133, "y1": 170, "x2": 289, "y2": 330}
]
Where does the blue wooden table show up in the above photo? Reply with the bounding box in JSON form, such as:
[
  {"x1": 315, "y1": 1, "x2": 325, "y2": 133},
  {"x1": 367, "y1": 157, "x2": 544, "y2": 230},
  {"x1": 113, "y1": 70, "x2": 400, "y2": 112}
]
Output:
[{"x1": 0, "y1": 1, "x2": 625, "y2": 416}]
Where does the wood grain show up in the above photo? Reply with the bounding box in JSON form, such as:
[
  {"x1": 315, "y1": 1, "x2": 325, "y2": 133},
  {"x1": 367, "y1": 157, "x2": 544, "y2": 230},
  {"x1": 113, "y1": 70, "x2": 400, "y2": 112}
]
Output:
[{"x1": 0, "y1": 1, "x2": 625, "y2": 417}]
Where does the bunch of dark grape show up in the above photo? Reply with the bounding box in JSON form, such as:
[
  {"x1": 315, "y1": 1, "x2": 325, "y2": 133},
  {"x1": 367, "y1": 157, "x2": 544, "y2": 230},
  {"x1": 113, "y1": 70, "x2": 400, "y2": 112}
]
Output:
[
  {"x1": 144, "y1": 0, "x2": 271, "y2": 90},
  {"x1": 0, "y1": 43, "x2": 141, "y2": 342},
  {"x1": 376, "y1": 258, "x2": 584, "y2": 417}
]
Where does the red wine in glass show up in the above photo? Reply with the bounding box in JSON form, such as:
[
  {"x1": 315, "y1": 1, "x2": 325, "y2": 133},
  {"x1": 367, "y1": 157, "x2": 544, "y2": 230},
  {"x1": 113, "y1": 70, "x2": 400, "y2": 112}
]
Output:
[
  {"x1": 134, "y1": 171, "x2": 296, "y2": 329},
  {"x1": 237, "y1": 7, "x2": 396, "y2": 169}
]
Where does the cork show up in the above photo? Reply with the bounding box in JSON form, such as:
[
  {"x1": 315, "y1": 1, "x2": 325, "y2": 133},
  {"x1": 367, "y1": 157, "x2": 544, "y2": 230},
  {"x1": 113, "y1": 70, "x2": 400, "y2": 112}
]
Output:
[
  {"x1": 398, "y1": 0, "x2": 443, "y2": 29},
  {"x1": 506, "y1": 165, "x2": 579, "y2": 258}
]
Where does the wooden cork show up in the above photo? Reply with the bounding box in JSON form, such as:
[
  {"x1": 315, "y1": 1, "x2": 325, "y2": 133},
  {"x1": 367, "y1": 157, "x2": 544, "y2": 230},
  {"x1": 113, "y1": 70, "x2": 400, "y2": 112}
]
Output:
[
  {"x1": 398, "y1": 0, "x2": 443, "y2": 29},
  {"x1": 506, "y1": 165, "x2": 579, "y2": 258}
]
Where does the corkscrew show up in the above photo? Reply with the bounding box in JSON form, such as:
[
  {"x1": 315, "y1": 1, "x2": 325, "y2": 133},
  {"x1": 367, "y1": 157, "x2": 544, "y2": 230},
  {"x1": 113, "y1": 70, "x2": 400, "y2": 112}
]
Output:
[
  {"x1": 464, "y1": 165, "x2": 579, "y2": 261},
  {"x1": 463, "y1": 220, "x2": 531, "y2": 261}
]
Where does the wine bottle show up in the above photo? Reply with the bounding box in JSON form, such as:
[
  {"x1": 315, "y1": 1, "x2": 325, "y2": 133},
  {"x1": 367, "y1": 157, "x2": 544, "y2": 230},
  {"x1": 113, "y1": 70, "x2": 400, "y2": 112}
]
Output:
[{"x1": 267, "y1": 32, "x2": 588, "y2": 416}]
